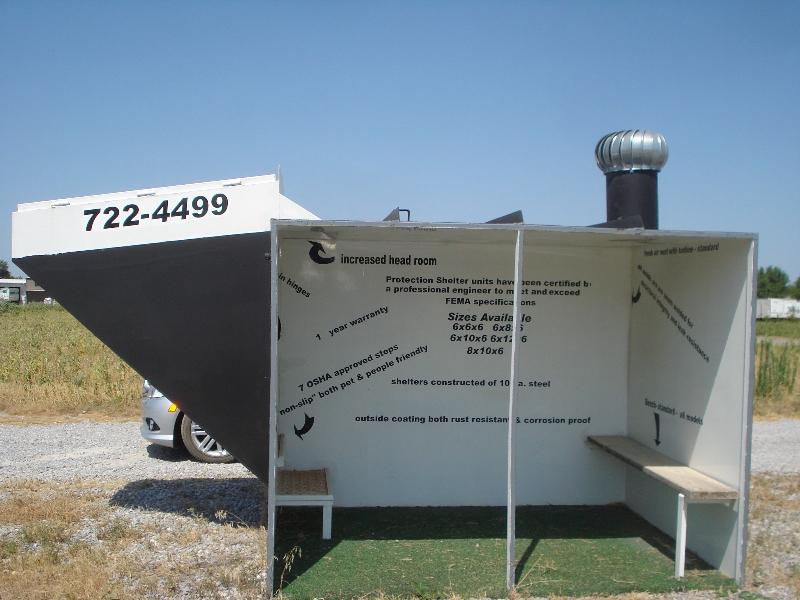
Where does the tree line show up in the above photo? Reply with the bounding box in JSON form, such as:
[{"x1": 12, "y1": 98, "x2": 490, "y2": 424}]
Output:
[
  {"x1": 0, "y1": 260, "x2": 15, "y2": 279},
  {"x1": 758, "y1": 266, "x2": 800, "y2": 299}
]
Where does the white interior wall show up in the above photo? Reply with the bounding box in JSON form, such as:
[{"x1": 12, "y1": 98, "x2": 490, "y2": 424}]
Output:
[
  {"x1": 625, "y1": 237, "x2": 754, "y2": 579},
  {"x1": 277, "y1": 228, "x2": 631, "y2": 506},
  {"x1": 514, "y1": 244, "x2": 630, "y2": 505}
]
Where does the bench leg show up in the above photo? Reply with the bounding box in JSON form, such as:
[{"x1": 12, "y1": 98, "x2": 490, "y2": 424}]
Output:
[
  {"x1": 322, "y1": 503, "x2": 332, "y2": 540},
  {"x1": 675, "y1": 493, "x2": 687, "y2": 579}
]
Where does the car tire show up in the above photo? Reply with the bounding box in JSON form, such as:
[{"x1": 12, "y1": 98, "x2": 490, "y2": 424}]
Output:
[{"x1": 180, "y1": 415, "x2": 235, "y2": 463}]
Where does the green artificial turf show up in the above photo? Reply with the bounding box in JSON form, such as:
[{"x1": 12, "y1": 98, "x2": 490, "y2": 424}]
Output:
[{"x1": 274, "y1": 504, "x2": 735, "y2": 599}]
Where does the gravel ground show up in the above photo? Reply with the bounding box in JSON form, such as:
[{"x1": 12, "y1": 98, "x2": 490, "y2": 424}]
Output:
[
  {"x1": 751, "y1": 420, "x2": 800, "y2": 474},
  {"x1": 1, "y1": 419, "x2": 798, "y2": 599},
  {"x1": 0, "y1": 421, "x2": 254, "y2": 481},
  {"x1": 1, "y1": 419, "x2": 798, "y2": 480}
]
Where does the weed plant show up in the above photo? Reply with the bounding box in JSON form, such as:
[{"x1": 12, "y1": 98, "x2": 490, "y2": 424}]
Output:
[
  {"x1": 0, "y1": 303, "x2": 141, "y2": 418},
  {"x1": 756, "y1": 341, "x2": 799, "y2": 397},
  {"x1": 754, "y1": 339, "x2": 800, "y2": 419}
]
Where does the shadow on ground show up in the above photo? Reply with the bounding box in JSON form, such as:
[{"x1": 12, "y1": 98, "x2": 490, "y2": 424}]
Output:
[
  {"x1": 145, "y1": 442, "x2": 242, "y2": 464},
  {"x1": 110, "y1": 477, "x2": 264, "y2": 526},
  {"x1": 145, "y1": 443, "x2": 191, "y2": 462}
]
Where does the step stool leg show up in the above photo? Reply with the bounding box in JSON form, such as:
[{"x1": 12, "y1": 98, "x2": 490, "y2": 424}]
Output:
[
  {"x1": 675, "y1": 493, "x2": 687, "y2": 579},
  {"x1": 322, "y1": 503, "x2": 332, "y2": 540}
]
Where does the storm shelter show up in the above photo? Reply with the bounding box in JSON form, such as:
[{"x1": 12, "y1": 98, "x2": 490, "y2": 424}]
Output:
[{"x1": 266, "y1": 221, "x2": 756, "y2": 595}]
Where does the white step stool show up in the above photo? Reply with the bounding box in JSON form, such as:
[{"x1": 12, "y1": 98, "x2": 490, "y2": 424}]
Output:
[{"x1": 274, "y1": 436, "x2": 333, "y2": 539}]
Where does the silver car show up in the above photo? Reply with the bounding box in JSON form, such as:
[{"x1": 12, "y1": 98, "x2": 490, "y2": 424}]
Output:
[{"x1": 140, "y1": 380, "x2": 234, "y2": 463}]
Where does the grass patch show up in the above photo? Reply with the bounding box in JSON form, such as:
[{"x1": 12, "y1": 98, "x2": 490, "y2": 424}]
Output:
[
  {"x1": 757, "y1": 318, "x2": 800, "y2": 339},
  {"x1": 756, "y1": 341, "x2": 798, "y2": 397},
  {"x1": 273, "y1": 505, "x2": 735, "y2": 599},
  {"x1": 753, "y1": 340, "x2": 800, "y2": 420},
  {"x1": 0, "y1": 479, "x2": 127, "y2": 599},
  {"x1": 0, "y1": 303, "x2": 141, "y2": 420},
  {"x1": 0, "y1": 539, "x2": 18, "y2": 559}
]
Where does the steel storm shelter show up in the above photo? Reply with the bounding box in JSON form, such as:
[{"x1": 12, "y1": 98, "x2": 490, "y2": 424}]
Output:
[
  {"x1": 266, "y1": 220, "x2": 755, "y2": 592},
  {"x1": 12, "y1": 172, "x2": 756, "y2": 594}
]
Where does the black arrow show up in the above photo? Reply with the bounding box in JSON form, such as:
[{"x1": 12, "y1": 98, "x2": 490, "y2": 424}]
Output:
[
  {"x1": 308, "y1": 241, "x2": 335, "y2": 265},
  {"x1": 632, "y1": 287, "x2": 642, "y2": 303},
  {"x1": 654, "y1": 412, "x2": 661, "y2": 446},
  {"x1": 294, "y1": 413, "x2": 315, "y2": 440}
]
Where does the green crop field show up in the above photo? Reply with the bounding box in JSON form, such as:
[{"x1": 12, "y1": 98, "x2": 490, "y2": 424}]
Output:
[
  {"x1": 757, "y1": 318, "x2": 800, "y2": 339},
  {"x1": 0, "y1": 303, "x2": 141, "y2": 421}
]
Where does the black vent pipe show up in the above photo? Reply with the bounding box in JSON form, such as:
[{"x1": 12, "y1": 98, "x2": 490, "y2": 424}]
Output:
[{"x1": 595, "y1": 130, "x2": 669, "y2": 230}]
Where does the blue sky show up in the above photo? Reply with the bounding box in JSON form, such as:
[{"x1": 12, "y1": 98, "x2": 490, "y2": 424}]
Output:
[{"x1": 1, "y1": 1, "x2": 798, "y2": 280}]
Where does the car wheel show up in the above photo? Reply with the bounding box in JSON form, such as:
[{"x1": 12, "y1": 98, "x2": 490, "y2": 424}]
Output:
[{"x1": 180, "y1": 416, "x2": 235, "y2": 463}]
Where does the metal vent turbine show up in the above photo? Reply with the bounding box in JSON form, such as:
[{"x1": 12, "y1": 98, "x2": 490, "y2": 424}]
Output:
[{"x1": 595, "y1": 130, "x2": 669, "y2": 229}]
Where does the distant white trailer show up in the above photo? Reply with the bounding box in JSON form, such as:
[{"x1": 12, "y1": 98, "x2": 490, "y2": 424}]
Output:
[
  {"x1": 0, "y1": 288, "x2": 19, "y2": 303},
  {"x1": 757, "y1": 298, "x2": 800, "y2": 319},
  {"x1": 0, "y1": 279, "x2": 26, "y2": 304}
]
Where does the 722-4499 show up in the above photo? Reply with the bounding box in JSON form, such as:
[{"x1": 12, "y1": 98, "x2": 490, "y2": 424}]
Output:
[{"x1": 83, "y1": 194, "x2": 228, "y2": 231}]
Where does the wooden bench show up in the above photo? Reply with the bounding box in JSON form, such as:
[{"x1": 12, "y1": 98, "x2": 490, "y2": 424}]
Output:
[
  {"x1": 274, "y1": 436, "x2": 333, "y2": 539},
  {"x1": 587, "y1": 435, "x2": 739, "y2": 579}
]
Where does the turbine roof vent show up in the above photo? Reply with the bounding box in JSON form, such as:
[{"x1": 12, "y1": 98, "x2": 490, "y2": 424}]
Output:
[{"x1": 595, "y1": 130, "x2": 669, "y2": 174}]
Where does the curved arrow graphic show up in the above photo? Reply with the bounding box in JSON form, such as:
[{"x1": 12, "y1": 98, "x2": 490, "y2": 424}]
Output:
[
  {"x1": 294, "y1": 413, "x2": 315, "y2": 440},
  {"x1": 308, "y1": 241, "x2": 335, "y2": 265},
  {"x1": 632, "y1": 287, "x2": 642, "y2": 304}
]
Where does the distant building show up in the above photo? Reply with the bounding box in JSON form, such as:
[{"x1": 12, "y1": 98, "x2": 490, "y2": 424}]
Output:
[
  {"x1": 25, "y1": 278, "x2": 47, "y2": 303},
  {"x1": 0, "y1": 278, "x2": 48, "y2": 304},
  {"x1": 757, "y1": 298, "x2": 800, "y2": 319},
  {"x1": 0, "y1": 279, "x2": 26, "y2": 304}
]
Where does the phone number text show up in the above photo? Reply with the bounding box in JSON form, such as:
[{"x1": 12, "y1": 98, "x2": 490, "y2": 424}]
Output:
[{"x1": 83, "y1": 194, "x2": 228, "y2": 231}]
